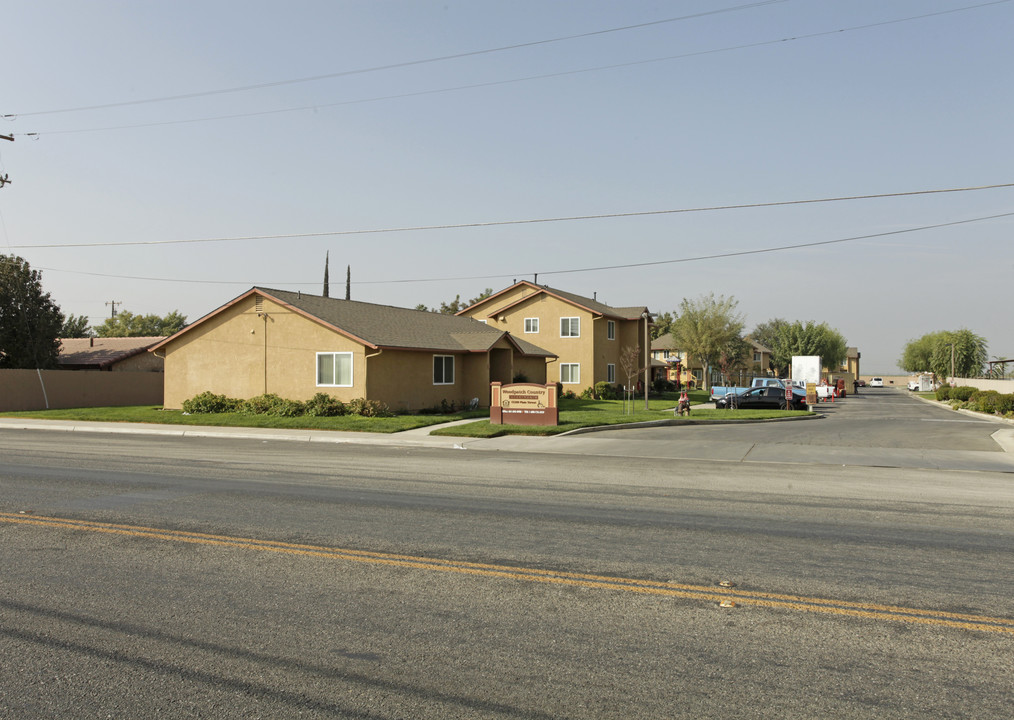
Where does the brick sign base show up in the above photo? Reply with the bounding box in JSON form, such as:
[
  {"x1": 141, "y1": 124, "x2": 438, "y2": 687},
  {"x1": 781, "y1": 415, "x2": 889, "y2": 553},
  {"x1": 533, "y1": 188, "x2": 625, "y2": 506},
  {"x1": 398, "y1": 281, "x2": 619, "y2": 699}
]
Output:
[{"x1": 490, "y1": 382, "x2": 558, "y2": 426}]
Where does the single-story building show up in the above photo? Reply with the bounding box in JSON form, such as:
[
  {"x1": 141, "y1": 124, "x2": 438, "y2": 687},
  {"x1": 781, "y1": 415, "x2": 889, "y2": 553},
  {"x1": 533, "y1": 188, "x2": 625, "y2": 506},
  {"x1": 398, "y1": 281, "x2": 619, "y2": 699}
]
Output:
[
  {"x1": 151, "y1": 287, "x2": 556, "y2": 411},
  {"x1": 58, "y1": 336, "x2": 165, "y2": 372}
]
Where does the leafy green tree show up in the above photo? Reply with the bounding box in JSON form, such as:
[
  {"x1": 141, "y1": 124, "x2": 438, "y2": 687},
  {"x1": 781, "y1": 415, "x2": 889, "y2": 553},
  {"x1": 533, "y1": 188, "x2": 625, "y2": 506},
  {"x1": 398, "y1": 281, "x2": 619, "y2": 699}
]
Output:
[
  {"x1": 899, "y1": 331, "x2": 948, "y2": 373},
  {"x1": 749, "y1": 318, "x2": 789, "y2": 374},
  {"x1": 933, "y1": 329, "x2": 987, "y2": 379},
  {"x1": 768, "y1": 320, "x2": 847, "y2": 375},
  {"x1": 419, "y1": 288, "x2": 494, "y2": 314},
  {"x1": 438, "y1": 295, "x2": 464, "y2": 315},
  {"x1": 650, "y1": 310, "x2": 675, "y2": 340},
  {"x1": 717, "y1": 335, "x2": 752, "y2": 386},
  {"x1": 0, "y1": 254, "x2": 65, "y2": 368},
  {"x1": 95, "y1": 310, "x2": 187, "y2": 337},
  {"x1": 670, "y1": 293, "x2": 744, "y2": 391},
  {"x1": 61, "y1": 313, "x2": 94, "y2": 338}
]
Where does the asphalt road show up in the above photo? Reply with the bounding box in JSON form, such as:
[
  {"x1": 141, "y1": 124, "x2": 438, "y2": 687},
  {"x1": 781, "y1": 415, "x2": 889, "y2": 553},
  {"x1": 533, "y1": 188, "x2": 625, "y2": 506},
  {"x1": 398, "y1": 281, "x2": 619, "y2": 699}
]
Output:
[{"x1": 1, "y1": 389, "x2": 1012, "y2": 718}]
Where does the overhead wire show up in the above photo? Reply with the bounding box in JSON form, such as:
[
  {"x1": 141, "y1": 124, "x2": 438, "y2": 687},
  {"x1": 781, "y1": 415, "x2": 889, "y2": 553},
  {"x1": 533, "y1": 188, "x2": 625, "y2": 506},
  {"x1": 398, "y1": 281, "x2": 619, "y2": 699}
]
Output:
[
  {"x1": 32, "y1": 209, "x2": 1014, "y2": 287},
  {"x1": 5, "y1": 1, "x2": 789, "y2": 118},
  {"x1": 5, "y1": 0, "x2": 1011, "y2": 137},
  {"x1": 8, "y1": 182, "x2": 1013, "y2": 249}
]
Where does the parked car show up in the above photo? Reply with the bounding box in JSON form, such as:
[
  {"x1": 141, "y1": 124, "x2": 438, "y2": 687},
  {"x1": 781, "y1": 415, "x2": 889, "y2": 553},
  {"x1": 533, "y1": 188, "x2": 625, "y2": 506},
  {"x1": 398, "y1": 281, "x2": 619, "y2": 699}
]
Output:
[
  {"x1": 709, "y1": 377, "x2": 789, "y2": 403},
  {"x1": 716, "y1": 386, "x2": 809, "y2": 411},
  {"x1": 869, "y1": 377, "x2": 884, "y2": 387},
  {"x1": 907, "y1": 380, "x2": 920, "y2": 391}
]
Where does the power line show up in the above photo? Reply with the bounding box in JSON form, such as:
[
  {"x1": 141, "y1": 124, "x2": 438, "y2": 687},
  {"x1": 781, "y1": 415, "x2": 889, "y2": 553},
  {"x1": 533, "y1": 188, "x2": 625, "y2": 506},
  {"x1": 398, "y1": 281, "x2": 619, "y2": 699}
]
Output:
[
  {"x1": 8, "y1": 182, "x2": 1013, "y2": 249},
  {"x1": 5, "y1": 1, "x2": 788, "y2": 118},
  {"x1": 35, "y1": 210, "x2": 1014, "y2": 287},
  {"x1": 8, "y1": 0, "x2": 1011, "y2": 138}
]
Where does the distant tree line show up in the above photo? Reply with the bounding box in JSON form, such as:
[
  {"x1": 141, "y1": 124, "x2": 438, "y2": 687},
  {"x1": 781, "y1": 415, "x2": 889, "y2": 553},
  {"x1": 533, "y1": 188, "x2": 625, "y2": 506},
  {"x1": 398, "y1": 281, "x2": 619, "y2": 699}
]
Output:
[{"x1": 0, "y1": 253, "x2": 187, "y2": 369}]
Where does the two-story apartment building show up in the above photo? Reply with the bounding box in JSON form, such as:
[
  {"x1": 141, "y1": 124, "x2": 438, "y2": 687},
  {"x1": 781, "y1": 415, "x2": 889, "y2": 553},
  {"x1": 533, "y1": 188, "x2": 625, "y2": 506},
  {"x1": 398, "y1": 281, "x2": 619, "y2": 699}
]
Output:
[{"x1": 457, "y1": 281, "x2": 651, "y2": 393}]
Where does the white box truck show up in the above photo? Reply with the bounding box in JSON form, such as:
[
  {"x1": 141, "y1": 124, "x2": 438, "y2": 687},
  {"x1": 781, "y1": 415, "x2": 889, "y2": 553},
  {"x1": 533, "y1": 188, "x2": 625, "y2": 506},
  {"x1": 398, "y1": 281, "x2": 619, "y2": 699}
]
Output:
[{"x1": 791, "y1": 356, "x2": 822, "y2": 386}]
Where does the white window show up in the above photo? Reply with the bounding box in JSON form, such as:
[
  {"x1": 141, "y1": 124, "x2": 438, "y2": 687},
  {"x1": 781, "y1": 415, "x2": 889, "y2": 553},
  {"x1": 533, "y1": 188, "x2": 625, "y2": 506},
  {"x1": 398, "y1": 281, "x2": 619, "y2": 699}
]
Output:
[
  {"x1": 560, "y1": 317, "x2": 580, "y2": 337},
  {"x1": 524, "y1": 318, "x2": 539, "y2": 334},
  {"x1": 560, "y1": 363, "x2": 580, "y2": 384},
  {"x1": 317, "y1": 352, "x2": 353, "y2": 387},
  {"x1": 607, "y1": 364, "x2": 615, "y2": 383},
  {"x1": 433, "y1": 355, "x2": 454, "y2": 385},
  {"x1": 607, "y1": 320, "x2": 615, "y2": 340}
]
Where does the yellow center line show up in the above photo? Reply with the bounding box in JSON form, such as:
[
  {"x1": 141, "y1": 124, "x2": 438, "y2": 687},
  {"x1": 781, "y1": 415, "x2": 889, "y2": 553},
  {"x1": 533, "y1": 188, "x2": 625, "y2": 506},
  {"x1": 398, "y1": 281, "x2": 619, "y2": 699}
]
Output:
[{"x1": 3, "y1": 511, "x2": 1012, "y2": 634}]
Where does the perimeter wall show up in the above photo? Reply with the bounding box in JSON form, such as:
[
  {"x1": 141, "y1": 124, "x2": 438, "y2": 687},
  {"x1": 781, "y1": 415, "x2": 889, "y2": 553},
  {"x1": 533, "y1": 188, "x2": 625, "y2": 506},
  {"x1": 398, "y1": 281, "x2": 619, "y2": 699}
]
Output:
[{"x1": 0, "y1": 370, "x2": 163, "y2": 411}]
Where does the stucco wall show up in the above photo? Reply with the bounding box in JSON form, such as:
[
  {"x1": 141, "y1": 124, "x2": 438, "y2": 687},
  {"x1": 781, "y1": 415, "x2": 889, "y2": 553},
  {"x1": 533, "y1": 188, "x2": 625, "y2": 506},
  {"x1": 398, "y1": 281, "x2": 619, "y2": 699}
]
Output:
[
  {"x1": 0, "y1": 369, "x2": 163, "y2": 411},
  {"x1": 112, "y1": 351, "x2": 164, "y2": 372},
  {"x1": 467, "y1": 294, "x2": 642, "y2": 391},
  {"x1": 947, "y1": 378, "x2": 1014, "y2": 393},
  {"x1": 160, "y1": 294, "x2": 542, "y2": 411},
  {"x1": 161, "y1": 295, "x2": 370, "y2": 408}
]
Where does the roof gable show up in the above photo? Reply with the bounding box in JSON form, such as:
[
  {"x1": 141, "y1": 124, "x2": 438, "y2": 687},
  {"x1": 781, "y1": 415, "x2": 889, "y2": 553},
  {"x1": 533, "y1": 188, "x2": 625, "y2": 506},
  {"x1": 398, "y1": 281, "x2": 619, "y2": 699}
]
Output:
[
  {"x1": 461, "y1": 281, "x2": 649, "y2": 321},
  {"x1": 152, "y1": 288, "x2": 556, "y2": 356}
]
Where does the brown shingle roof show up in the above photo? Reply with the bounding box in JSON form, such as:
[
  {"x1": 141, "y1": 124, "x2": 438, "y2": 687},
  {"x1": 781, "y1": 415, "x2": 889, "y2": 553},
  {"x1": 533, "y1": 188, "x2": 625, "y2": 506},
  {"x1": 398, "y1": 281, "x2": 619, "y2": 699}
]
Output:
[
  {"x1": 58, "y1": 336, "x2": 164, "y2": 369},
  {"x1": 462, "y1": 281, "x2": 650, "y2": 321},
  {"x1": 153, "y1": 288, "x2": 555, "y2": 357},
  {"x1": 262, "y1": 288, "x2": 535, "y2": 353}
]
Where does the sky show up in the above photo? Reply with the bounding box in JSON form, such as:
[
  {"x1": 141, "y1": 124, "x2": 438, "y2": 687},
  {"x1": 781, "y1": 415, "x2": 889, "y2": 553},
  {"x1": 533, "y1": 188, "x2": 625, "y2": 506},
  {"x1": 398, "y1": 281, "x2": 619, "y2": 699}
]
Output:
[{"x1": 1, "y1": 0, "x2": 1011, "y2": 374}]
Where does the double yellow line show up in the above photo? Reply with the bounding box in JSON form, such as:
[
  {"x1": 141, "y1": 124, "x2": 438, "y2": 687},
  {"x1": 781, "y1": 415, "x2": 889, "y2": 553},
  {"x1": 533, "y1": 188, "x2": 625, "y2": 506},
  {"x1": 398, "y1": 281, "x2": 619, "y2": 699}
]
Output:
[{"x1": 3, "y1": 511, "x2": 1012, "y2": 635}]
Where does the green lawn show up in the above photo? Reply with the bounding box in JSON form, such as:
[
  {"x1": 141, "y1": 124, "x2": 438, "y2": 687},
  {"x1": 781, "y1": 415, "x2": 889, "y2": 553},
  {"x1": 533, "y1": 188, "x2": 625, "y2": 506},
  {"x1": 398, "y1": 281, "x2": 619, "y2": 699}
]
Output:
[
  {"x1": 0, "y1": 405, "x2": 487, "y2": 433},
  {"x1": 431, "y1": 393, "x2": 812, "y2": 437},
  {"x1": 0, "y1": 390, "x2": 812, "y2": 437}
]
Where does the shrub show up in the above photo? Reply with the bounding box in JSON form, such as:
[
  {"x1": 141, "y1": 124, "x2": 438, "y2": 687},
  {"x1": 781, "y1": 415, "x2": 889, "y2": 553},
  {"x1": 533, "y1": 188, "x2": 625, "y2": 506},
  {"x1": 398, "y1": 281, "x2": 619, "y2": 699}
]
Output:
[
  {"x1": 512, "y1": 372, "x2": 529, "y2": 383},
  {"x1": 935, "y1": 386, "x2": 952, "y2": 401},
  {"x1": 304, "y1": 392, "x2": 346, "y2": 417},
  {"x1": 995, "y1": 394, "x2": 1014, "y2": 415},
  {"x1": 950, "y1": 386, "x2": 977, "y2": 402},
  {"x1": 594, "y1": 381, "x2": 618, "y2": 400},
  {"x1": 347, "y1": 398, "x2": 391, "y2": 417},
  {"x1": 270, "y1": 398, "x2": 306, "y2": 417},
  {"x1": 241, "y1": 394, "x2": 305, "y2": 416},
  {"x1": 970, "y1": 390, "x2": 1001, "y2": 414},
  {"x1": 182, "y1": 391, "x2": 240, "y2": 414},
  {"x1": 241, "y1": 393, "x2": 285, "y2": 415},
  {"x1": 439, "y1": 398, "x2": 458, "y2": 413},
  {"x1": 579, "y1": 387, "x2": 596, "y2": 400},
  {"x1": 652, "y1": 378, "x2": 675, "y2": 394}
]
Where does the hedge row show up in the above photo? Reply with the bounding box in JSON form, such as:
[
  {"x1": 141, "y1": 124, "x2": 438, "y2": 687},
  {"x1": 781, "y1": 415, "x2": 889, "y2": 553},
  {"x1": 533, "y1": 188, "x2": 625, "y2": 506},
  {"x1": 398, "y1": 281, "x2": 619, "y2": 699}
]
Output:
[
  {"x1": 934, "y1": 386, "x2": 1014, "y2": 416},
  {"x1": 181, "y1": 391, "x2": 391, "y2": 417}
]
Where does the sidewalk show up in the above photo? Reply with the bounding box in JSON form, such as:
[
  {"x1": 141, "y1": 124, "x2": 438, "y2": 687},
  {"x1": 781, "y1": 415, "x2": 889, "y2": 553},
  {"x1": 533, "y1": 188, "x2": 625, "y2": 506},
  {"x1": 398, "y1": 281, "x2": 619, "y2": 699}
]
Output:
[{"x1": 0, "y1": 416, "x2": 528, "y2": 451}]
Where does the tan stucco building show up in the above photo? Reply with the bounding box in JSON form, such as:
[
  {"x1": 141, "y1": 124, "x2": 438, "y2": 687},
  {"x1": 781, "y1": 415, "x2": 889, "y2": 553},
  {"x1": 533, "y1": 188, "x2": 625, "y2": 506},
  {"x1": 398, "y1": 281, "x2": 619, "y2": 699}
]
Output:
[
  {"x1": 457, "y1": 282, "x2": 651, "y2": 393},
  {"x1": 152, "y1": 288, "x2": 554, "y2": 411}
]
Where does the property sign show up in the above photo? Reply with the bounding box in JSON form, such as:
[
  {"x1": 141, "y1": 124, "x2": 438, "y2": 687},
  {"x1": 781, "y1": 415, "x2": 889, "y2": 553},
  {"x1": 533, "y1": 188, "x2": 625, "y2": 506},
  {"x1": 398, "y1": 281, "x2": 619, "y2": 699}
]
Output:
[
  {"x1": 806, "y1": 382, "x2": 818, "y2": 406},
  {"x1": 490, "y1": 382, "x2": 558, "y2": 425}
]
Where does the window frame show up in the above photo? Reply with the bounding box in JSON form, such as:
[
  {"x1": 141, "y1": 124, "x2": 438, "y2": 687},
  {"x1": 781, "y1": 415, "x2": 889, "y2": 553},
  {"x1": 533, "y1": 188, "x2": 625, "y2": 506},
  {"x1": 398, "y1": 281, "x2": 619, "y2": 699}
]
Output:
[
  {"x1": 607, "y1": 320, "x2": 616, "y2": 340},
  {"x1": 560, "y1": 317, "x2": 580, "y2": 338},
  {"x1": 607, "y1": 364, "x2": 615, "y2": 383},
  {"x1": 524, "y1": 317, "x2": 540, "y2": 334},
  {"x1": 433, "y1": 354, "x2": 455, "y2": 385},
  {"x1": 560, "y1": 363, "x2": 580, "y2": 384},
  {"x1": 316, "y1": 351, "x2": 353, "y2": 388}
]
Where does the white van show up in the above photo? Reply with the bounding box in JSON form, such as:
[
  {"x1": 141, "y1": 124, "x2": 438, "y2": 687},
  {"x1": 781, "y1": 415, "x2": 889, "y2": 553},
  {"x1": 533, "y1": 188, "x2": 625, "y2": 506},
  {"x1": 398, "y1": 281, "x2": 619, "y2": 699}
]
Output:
[{"x1": 869, "y1": 377, "x2": 884, "y2": 387}]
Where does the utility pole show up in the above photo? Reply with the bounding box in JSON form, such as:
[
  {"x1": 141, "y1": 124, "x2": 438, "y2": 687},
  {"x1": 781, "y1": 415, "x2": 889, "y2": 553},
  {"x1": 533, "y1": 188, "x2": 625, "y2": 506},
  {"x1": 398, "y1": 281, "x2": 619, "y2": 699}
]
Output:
[
  {"x1": 1, "y1": 134, "x2": 14, "y2": 188},
  {"x1": 106, "y1": 301, "x2": 121, "y2": 319},
  {"x1": 642, "y1": 311, "x2": 651, "y2": 410}
]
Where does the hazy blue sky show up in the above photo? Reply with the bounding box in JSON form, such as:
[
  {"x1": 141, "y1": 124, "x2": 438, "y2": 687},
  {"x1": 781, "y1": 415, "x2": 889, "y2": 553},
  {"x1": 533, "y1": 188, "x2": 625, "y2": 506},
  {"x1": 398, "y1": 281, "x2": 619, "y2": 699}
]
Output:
[{"x1": 2, "y1": 0, "x2": 1011, "y2": 373}]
